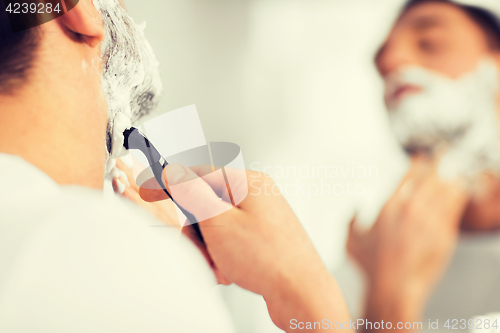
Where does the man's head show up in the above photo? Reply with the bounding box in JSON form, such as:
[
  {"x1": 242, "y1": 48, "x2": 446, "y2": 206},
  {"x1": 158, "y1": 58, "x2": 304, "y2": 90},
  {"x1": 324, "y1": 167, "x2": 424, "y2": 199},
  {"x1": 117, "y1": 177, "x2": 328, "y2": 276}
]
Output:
[
  {"x1": 376, "y1": 0, "x2": 500, "y2": 230},
  {"x1": 0, "y1": 5, "x2": 39, "y2": 95},
  {"x1": 0, "y1": 0, "x2": 161, "y2": 188}
]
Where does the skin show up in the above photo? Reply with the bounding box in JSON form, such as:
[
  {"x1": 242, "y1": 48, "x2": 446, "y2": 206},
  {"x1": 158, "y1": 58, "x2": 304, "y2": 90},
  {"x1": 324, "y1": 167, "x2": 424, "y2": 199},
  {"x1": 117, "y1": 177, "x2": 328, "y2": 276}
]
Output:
[
  {"x1": 0, "y1": 1, "x2": 352, "y2": 331},
  {"x1": 161, "y1": 164, "x2": 352, "y2": 332},
  {"x1": 0, "y1": 1, "x2": 107, "y2": 189},
  {"x1": 349, "y1": 2, "x2": 500, "y2": 332},
  {"x1": 349, "y1": 156, "x2": 468, "y2": 332},
  {"x1": 114, "y1": 160, "x2": 353, "y2": 332}
]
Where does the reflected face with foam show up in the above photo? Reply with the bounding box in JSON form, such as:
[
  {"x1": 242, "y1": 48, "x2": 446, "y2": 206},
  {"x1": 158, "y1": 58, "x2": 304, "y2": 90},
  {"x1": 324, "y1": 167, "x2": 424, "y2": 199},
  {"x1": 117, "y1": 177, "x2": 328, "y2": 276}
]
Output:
[
  {"x1": 376, "y1": 1, "x2": 500, "y2": 112},
  {"x1": 375, "y1": 1, "x2": 500, "y2": 162},
  {"x1": 376, "y1": 1, "x2": 500, "y2": 230}
]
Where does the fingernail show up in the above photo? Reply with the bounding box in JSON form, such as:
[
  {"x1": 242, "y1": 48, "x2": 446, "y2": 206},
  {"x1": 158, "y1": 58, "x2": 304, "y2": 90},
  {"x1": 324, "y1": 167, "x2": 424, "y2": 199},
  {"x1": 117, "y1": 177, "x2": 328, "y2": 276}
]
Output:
[
  {"x1": 110, "y1": 166, "x2": 120, "y2": 179},
  {"x1": 163, "y1": 164, "x2": 186, "y2": 185},
  {"x1": 118, "y1": 170, "x2": 130, "y2": 186}
]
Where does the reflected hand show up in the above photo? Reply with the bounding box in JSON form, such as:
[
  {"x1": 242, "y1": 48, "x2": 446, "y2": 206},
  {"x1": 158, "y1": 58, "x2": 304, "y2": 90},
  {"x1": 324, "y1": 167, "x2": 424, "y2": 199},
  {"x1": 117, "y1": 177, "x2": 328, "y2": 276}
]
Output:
[{"x1": 347, "y1": 156, "x2": 469, "y2": 330}]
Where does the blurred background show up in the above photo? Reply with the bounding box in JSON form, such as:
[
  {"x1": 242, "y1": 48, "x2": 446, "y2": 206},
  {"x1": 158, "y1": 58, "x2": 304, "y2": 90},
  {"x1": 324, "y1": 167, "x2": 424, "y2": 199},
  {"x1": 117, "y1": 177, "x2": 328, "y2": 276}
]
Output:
[{"x1": 126, "y1": 1, "x2": 410, "y2": 332}]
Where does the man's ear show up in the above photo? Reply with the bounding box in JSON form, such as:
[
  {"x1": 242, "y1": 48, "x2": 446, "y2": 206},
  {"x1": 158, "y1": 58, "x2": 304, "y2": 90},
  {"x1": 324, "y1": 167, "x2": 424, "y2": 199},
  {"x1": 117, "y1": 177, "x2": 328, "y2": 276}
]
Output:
[{"x1": 59, "y1": 0, "x2": 104, "y2": 48}]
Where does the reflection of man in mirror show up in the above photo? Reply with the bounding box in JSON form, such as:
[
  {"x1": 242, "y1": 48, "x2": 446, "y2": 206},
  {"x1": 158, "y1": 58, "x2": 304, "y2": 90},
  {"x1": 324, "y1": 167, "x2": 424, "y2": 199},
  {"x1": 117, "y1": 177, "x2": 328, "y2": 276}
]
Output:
[{"x1": 339, "y1": 1, "x2": 500, "y2": 331}]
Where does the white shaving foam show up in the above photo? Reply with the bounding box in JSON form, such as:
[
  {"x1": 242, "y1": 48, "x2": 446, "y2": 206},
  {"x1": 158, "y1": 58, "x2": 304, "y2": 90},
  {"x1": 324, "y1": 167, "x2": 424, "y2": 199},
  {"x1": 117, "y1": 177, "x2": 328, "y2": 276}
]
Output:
[
  {"x1": 92, "y1": 0, "x2": 163, "y2": 181},
  {"x1": 111, "y1": 113, "x2": 131, "y2": 158},
  {"x1": 387, "y1": 59, "x2": 500, "y2": 183}
]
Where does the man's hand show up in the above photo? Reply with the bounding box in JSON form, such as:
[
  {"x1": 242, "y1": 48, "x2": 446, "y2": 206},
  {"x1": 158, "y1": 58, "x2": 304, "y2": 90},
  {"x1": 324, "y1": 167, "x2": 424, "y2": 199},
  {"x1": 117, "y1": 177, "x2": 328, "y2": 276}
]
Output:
[
  {"x1": 152, "y1": 164, "x2": 352, "y2": 333},
  {"x1": 112, "y1": 158, "x2": 181, "y2": 228},
  {"x1": 347, "y1": 156, "x2": 469, "y2": 332},
  {"x1": 112, "y1": 158, "x2": 216, "y2": 268}
]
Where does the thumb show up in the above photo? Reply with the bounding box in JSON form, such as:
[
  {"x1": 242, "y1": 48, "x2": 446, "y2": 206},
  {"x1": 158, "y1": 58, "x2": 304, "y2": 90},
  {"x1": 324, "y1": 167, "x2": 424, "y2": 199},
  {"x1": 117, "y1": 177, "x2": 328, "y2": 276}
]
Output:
[{"x1": 162, "y1": 164, "x2": 234, "y2": 222}]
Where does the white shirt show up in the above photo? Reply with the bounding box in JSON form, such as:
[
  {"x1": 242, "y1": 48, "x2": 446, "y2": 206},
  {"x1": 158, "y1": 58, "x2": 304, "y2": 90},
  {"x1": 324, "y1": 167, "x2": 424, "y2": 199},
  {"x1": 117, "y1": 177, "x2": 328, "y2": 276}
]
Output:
[{"x1": 0, "y1": 153, "x2": 235, "y2": 333}]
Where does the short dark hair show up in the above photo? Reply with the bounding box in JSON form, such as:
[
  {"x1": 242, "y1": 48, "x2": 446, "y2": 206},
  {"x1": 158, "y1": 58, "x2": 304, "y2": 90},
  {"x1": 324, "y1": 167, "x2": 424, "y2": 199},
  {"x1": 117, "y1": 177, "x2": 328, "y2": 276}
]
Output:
[
  {"x1": 403, "y1": 0, "x2": 500, "y2": 50},
  {"x1": 0, "y1": 1, "x2": 40, "y2": 95}
]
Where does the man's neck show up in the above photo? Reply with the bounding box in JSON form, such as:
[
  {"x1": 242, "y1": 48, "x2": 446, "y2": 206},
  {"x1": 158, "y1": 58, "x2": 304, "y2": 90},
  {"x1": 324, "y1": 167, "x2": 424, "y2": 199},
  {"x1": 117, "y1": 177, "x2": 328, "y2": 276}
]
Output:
[{"x1": 0, "y1": 78, "x2": 108, "y2": 190}]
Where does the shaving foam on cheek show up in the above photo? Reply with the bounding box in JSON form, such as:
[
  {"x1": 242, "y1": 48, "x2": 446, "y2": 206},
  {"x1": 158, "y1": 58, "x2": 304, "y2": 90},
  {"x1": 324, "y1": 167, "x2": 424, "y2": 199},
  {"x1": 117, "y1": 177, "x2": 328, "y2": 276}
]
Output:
[
  {"x1": 93, "y1": 0, "x2": 163, "y2": 186},
  {"x1": 107, "y1": 113, "x2": 133, "y2": 190},
  {"x1": 387, "y1": 59, "x2": 500, "y2": 185},
  {"x1": 96, "y1": 0, "x2": 162, "y2": 128},
  {"x1": 111, "y1": 113, "x2": 132, "y2": 158},
  {"x1": 106, "y1": 112, "x2": 134, "y2": 190}
]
